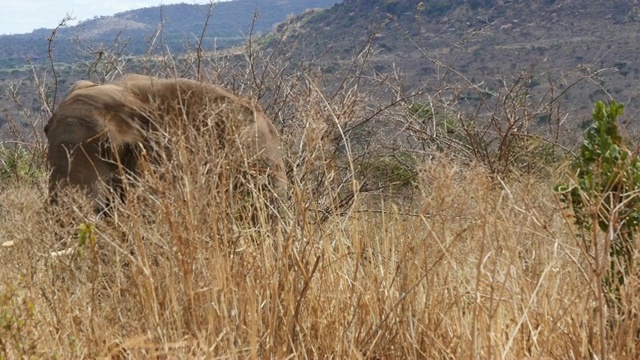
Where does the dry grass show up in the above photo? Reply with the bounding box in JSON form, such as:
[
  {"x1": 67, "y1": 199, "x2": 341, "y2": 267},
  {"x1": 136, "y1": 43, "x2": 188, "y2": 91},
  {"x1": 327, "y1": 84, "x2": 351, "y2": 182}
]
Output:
[{"x1": 2, "y1": 149, "x2": 636, "y2": 358}]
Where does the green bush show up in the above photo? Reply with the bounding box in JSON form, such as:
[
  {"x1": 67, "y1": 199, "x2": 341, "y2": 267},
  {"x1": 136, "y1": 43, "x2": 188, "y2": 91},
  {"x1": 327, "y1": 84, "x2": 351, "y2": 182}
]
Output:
[
  {"x1": 555, "y1": 100, "x2": 639, "y2": 298},
  {"x1": 0, "y1": 286, "x2": 39, "y2": 358},
  {"x1": 356, "y1": 152, "x2": 416, "y2": 190},
  {"x1": 0, "y1": 146, "x2": 45, "y2": 186}
]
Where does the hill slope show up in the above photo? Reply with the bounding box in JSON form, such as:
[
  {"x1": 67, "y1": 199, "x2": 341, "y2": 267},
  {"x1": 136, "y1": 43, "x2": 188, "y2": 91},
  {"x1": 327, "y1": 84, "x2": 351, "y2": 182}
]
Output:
[{"x1": 264, "y1": 0, "x2": 640, "y2": 127}]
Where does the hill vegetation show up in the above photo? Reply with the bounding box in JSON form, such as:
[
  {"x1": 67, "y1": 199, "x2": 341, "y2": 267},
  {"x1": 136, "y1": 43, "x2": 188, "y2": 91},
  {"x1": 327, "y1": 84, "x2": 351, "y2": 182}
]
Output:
[{"x1": 264, "y1": 0, "x2": 640, "y2": 129}]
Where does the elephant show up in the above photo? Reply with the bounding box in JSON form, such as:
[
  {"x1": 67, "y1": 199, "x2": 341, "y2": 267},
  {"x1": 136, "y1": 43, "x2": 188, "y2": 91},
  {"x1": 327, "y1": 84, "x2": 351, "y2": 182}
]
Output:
[{"x1": 45, "y1": 74, "x2": 286, "y2": 214}]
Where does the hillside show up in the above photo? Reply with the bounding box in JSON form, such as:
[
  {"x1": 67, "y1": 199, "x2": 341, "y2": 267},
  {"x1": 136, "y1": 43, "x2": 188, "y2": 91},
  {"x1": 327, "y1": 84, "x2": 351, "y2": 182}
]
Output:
[
  {"x1": 2, "y1": 0, "x2": 640, "y2": 136},
  {"x1": 0, "y1": 0, "x2": 341, "y2": 69},
  {"x1": 263, "y1": 0, "x2": 640, "y2": 131}
]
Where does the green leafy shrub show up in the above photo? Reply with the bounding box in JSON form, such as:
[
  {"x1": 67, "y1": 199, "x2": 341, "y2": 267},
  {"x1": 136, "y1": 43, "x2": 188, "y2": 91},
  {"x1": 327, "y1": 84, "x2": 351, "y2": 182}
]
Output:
[
  {"x1": 356, "y1": 152, "x2": 417, "y2": 190},
  {"x1": 555, "y1": 100, "x2": 640, "y2": 298},
  {"x1": 408, "y1": 102, "x2": 459, "y2": 136},
  {"x1": 0, "y1": 286, "x2": 39, "y2": 358},
  {"x1": 0, "y1": 146, "x2": 45, "y2": 186}
]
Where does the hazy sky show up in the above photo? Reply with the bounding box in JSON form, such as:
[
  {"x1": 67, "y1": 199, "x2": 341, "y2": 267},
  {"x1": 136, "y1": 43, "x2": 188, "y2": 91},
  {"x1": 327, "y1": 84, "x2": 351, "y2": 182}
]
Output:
[{"x1": 0, "y1": 1, "x2": 227, "y2": 35}]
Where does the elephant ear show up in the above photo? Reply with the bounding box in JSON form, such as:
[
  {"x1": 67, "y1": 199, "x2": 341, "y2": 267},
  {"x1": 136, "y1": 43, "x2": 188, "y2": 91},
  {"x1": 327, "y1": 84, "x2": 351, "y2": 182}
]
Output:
[
  {"x1": 45, "y1": 80, "x2": 100, "y2": 135},
  {"x1": 70, "y1": 83, "x2": 150, "y2": 147},
  {"x1": 102, "y1": 90, "x2": 150, "y2": 147}
]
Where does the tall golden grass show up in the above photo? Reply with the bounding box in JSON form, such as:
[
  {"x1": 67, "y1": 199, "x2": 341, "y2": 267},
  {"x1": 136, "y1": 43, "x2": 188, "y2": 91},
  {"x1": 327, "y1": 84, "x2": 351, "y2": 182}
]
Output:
[{"x1": 2, "y1": 150, "x2": 638, "y2": 358}]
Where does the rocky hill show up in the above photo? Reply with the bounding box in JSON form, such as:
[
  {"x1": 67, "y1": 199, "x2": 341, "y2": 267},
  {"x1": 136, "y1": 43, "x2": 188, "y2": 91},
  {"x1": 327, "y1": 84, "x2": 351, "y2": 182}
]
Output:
[{"x1": 262, "y1": 0, "x2": 640, "y2": 129}]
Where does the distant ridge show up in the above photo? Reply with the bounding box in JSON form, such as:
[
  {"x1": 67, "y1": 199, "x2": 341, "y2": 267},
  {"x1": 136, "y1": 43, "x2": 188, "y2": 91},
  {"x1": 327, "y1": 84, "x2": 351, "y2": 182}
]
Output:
[{"x1": 0, "y1": 0, "x2": 341, "y2": 68}]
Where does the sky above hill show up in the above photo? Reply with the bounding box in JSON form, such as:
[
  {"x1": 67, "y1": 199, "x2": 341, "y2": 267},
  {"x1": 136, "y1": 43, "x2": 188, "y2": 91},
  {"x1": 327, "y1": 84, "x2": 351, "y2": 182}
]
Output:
[{"x1": 0, "y1": 0, "x2": 229, "y2": 35}]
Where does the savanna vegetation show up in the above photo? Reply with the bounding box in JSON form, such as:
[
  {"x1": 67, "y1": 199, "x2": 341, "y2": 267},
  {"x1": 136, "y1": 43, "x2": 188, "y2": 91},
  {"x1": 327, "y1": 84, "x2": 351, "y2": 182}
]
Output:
[{"x1": 1, "y1": 7, "x2": 640, "y2": 359}]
